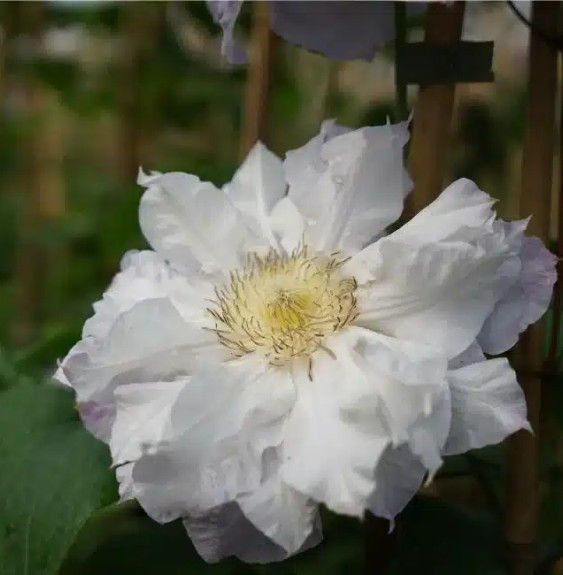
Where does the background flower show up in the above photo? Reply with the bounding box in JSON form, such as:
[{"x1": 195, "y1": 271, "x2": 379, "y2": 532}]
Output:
[{"x1": 207, "y1": 0, "x2": 425, "y2": 63}]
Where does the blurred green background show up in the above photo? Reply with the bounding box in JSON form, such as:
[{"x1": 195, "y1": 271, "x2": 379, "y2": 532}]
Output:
[{"x1": 1, "y1": 2, "x2": 562, "y2": 575}]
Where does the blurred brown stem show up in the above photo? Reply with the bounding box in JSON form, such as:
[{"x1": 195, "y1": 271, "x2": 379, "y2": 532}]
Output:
[
  {"x1": 239, "y1": 1, "x2": 277, "y2": 161},
  {"x1": 405, "y1": 1, "x2": 465, "y2": 220},
  {"x1": 548, "y1": 46, "x2": 563, "y2": 372},
  {"x1": 10, "y1": 1, "x2": 46, "y2": 347},
  {"x1": 505, "y1": 3, "x2": 560, "y2": 575},
  {"x1": 116, "y1": 3, "x2": 165, "y2": 187}
]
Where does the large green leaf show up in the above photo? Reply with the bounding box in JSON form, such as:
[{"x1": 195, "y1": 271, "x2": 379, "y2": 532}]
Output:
[
  {"x1": 59, "y1": 500, "x2": 365, "y2": 575},
  {"x1": 0, "y1": 382, "x2": 116, "y2": 575},
  {"x1": 58, "y1": 501, "x2": 239, "y2": 575}
]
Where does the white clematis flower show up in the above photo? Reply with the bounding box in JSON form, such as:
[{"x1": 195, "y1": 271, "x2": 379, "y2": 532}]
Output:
[{"x1": 57, "y1": 120, "x2": 554, "y2": 563}]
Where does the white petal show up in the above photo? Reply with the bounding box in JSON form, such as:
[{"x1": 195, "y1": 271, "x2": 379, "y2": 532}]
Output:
[
  {"x1": 282, "y1": 350, "x2": 389, "y2": 517},
  {"x1": 340, "y1": 327, "x2": 449, "y2": 446},
  {"x1": 349, "y1": 181, "x2": 522, "y2": 358},
  {"x1": 138, "y1": 171, "x2": 258, "y2": 273},
  {"x1": 443, "y1": 358, "x2": 531, "y2": 456},
  {"x1": 393, "y1": 178, "x2": 497, "y2": 244},
  {"x1": 83, "y1": 250, "x2": 213, "y2": 340},
  {"x1": 282, "y1": 326, "x2": 446, "y2": 518},
  {"x1": 408, "y1": 386, "x2": 451, "y2": 475},
  {"x1": 223, "y1": 142, "x2": 286, "y2": 248},
  {"x1": 269, "y1": 197, "x2": 306, "y2": 253},
  {"x1": 479, "y1": 234, "x2": 557, "y2": 354},
  {"x1": 285, "y1": 121, "x2": 411, "y2": 252},
  {"x1": 369, "y1": 444, "x2": 425, "y2": 520},
  {"x1": 62, "y1": 297, "x2": 222, "y2": 404},
  {"x1": 131, "y1": 357, "x2": 296, "y2": 523},
  {"x1": 238, "y1": 448, "x2": 319, "y2": 555},
  {"x1": 449, "y1": 341, "x2": 486, "y2": 370},
  {"x1": 110, "y1": 380, "x2": 188, "y2": 466}
]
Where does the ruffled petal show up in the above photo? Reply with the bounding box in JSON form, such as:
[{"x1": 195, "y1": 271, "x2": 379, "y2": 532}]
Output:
[
  {"x1": 349, "y1": 179, "x2": 522, "y2": 358},
  {"x1": 138, "y1": 171, "x2": 259, "y2": 273},
  {"x1": 268, "y1": 1, "x2": 424, "y2": 61},
  {"x1": 130, "y1": 356, "x2": 296, "y2": 523},
  {"x1": 110, "y1": 380, "x2": 188, "y2": 466},
  {"x1": 62, "y1": 297, "x2": 222, "y2": 405},
  {"x1": 83, "y1": 250, "x2": 213, "y2": 340},
  {"x1": 443, "y1": 358, "x2": 531, "y2": 456},
  {"x1": 223, "y1": 142, "x2": 286, "y2": 249},
  {"x1": 478, "y1": 233, "x2": 557, "y2": 354},
  {"x1": 183, "y1": 498, "x2": 321, "y2": 563},
  {"x1": 237, "y1": 448, "x2": 319, "y2": 556},
  {"x1": 281, "y1": 327, "x2": 447, "y2": 517},
  {"x1": 285, "y1": 120, "x2": 412, "y2": 252}
]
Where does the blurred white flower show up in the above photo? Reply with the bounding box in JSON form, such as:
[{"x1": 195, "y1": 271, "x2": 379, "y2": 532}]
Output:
[{"x1": 57, "y1": 120, "x2": 554, "y2": 563}]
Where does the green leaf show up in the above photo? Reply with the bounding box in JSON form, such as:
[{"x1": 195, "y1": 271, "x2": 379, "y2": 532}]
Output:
[
  {"x1": 0, "y1": 382, "x2": 116, "y2": 575},
  {"x1": 58, "y1": 501, "x2": 238, "y2": 575},
  {"x1": 59, "y1": 500, "x2": 366, "y2": 575},
  {"x1": 387, "y1": 495, "x2": 505, "y2": 575}
]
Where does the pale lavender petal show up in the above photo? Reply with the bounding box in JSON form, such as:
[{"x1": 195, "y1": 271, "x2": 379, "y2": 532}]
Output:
[
  {"x1": 478, "y1": 230, "x2": 557, "y2": 355},
  {"x1": 268, "y1": 1, "x2": 424, "y2": 61},
  {"x1": 369, "y1": 444, "x2": 425, "y2": 521},
  {"x1": 76, "y1": 400, "x2": 116, "y2": 443},
  {"x1": 206, "y1": 1, "x2": 247, "y2": 64},
  {"x1": 183, "y1": 502, "x2": 322, "y2": 564}
]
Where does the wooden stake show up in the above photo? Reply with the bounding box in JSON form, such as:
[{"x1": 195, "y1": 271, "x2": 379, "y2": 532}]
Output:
[
  {"x1": 405, "y1": 1, "x2": 465, "y2": 219},
  {"x1": 239, "y1": 1, "x2": 277, "y2": 161},
  {"x1": 505, "y1": 4, "x2": 560, "y2": 575},
  {"x1": 10, "y1": 1, "x2": 45, "y2": 347},
  {"x1": 116, "y1": 4, "x2": 164, "y2": 186}
]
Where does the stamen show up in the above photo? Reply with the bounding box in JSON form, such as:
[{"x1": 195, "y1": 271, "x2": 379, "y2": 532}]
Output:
[{"x1": 208, "y1": 246, "x2": 358, "y2": 364}]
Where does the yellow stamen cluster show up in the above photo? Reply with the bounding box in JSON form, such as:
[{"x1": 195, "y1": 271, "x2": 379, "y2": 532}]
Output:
[{"x1": 209, "y1": 246, "x2": 358, "y2": 364}]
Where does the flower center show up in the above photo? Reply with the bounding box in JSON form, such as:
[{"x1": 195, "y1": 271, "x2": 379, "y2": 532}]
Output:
[{"x1": 209, "y1": 246, "x2": 358, "y2": 364}]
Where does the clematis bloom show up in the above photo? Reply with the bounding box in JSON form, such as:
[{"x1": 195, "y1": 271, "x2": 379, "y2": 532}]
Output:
[{"x1": 56, "y1": 120, "x2": 556, "y2": 563}]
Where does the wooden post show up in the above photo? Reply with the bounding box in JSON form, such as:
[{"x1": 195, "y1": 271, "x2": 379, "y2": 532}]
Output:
[
  {"x1": 239, "y1": 1, "x2": 277, "y2": 161},
  {"x1": 505, "y1": 4, "x2": 560, "y2": 575},
  {"x1": 116, "y1": 4, "x2": 164, "y2": 186},
  {"x1": 405, "y1": 1, "x2": 465, "y2": 218},
  {"x1": 10, "y1": 1, "x2": 45, "y2": 347}
]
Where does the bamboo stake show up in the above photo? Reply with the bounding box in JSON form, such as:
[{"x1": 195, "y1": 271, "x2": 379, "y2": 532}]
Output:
[
  {"x1": 10, "y1": 1, "x2": 45, "y2": 347},
  {"x1": 505, "y1": 4, "x2": 560, "y2": 575},
  {"x1": 405, "y1": 1, "x2": 465, "y2": 219},
  {"x1": 40, "y1": 90, "x2": 67, "y2": 321},
  {"x1": 239, "y1": 1, "x2": 277, "y2": 161},
  {"x1": 116, "y1": 3, "x2": 165, "y2": 186}
]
